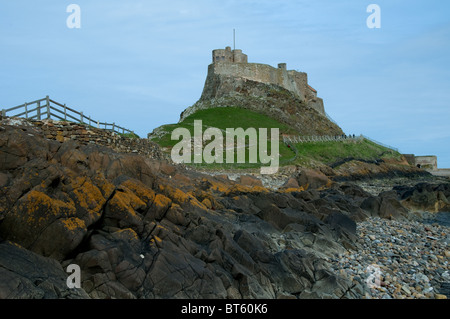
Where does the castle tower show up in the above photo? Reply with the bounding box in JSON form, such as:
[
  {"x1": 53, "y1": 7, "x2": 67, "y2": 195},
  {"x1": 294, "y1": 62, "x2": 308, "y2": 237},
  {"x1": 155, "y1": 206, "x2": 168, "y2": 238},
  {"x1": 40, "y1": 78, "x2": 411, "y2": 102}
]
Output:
[{"x1": 212, "y1": 47, "x2": 248, "y2": 63}]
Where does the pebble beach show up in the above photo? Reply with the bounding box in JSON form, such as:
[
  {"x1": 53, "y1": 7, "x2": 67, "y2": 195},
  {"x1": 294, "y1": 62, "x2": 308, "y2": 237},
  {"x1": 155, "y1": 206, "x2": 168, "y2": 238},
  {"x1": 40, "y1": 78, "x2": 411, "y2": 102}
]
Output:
[{"x1": 331, "y1": 216, "x2": 450, "y2": 299}]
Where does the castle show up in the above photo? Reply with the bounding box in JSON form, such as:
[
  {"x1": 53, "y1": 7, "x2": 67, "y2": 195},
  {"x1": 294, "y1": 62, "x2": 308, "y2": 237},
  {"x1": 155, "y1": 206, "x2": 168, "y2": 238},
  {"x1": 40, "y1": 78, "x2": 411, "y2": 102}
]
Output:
[{"x1": 209, "y1": 47, "x2": 325, "y2": 115}]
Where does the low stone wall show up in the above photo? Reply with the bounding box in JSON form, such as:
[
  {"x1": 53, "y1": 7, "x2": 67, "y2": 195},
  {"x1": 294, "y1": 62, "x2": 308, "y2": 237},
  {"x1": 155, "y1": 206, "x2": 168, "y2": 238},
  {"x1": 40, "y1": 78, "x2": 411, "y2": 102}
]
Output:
[
  {"x1": 415, "y1": 155, "x2": 438, "y2": 170},
  {"x1": 1, "y1": 117, "x2": 167, "y2": 161}
]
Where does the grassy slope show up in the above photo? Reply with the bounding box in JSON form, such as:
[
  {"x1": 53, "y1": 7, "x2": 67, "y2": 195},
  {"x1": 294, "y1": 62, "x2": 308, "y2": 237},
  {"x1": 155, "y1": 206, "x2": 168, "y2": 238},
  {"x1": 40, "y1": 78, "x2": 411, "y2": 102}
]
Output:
[
  {"x1": 150, "y1": 107, "x2": 403, "y2": 170},
  {"x1": 151, "y1": 107, "x2": 297, "y2": 168},
  {"x1": 153, "y1": 107, "x2": 297, "y2": 146},
  {"x1": 292, "y1": 139, "x2": 403, "y2": 167}
]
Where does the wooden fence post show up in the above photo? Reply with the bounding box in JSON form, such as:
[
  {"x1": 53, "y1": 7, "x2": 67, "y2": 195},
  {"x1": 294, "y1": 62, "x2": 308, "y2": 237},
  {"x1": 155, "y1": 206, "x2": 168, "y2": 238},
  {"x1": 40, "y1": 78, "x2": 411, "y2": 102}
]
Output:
[
  {"x1": 64, "y1": 104, "x2": 67, "y2": 120},
  {"x1": 80, "y1": 112, "x2": 83, "y2": 124},
  {"x1": 25, "y1": 103, "x2": 28, "y2": 119},
  {"x1": 37, "y1": 100, "x2": 41, "y2": 120},
  {"x1": 46, "y1": 96, "x2": 50, "y2": 119},
  {"x1": 112, "y1": 122, "x2": 115, "y2": 133},
  {"x1": 1, "y1": 109, "x2": 5, "y2": 118}
]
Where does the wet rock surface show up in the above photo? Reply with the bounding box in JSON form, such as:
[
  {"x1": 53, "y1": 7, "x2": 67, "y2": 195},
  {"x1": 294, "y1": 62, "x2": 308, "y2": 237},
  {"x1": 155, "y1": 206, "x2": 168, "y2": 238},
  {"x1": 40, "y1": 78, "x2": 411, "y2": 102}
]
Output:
[{"x1": 0, "y1": 123, "x2": 449, "y2": 299}]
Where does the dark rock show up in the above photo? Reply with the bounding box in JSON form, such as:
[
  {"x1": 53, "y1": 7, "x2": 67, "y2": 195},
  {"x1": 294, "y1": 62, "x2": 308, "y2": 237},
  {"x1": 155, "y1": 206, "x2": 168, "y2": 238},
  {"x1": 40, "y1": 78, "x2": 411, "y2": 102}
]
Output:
[
  {"x1": 394, "y1": 182, "x2": 450, "y2": 212},
  {"x1": 0, "y1": 124, "x2": 397, "y2": 300},
  {"x1": 0, "y1": 189, "x2": 88, "y2": 261},
  {"x1": 325, "y1": 211, "x2": 357, "y2": 242},
  {"x1": 360, "y1": 196, "x2": 382, "y2": 217},
  {"x1": 0, "y1": 240, "x2": 89, "y2": 298}
]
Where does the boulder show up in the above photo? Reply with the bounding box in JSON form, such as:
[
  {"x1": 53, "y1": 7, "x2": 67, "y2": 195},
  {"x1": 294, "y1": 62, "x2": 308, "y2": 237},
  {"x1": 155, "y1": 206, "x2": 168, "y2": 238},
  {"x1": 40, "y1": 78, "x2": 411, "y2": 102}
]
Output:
[
  {"x1": 281, "y1": 177, "x2": 300, "y2": 189},
  {"x1": 378, "y1": 191, "x2": 409, "y2": 220},
  {"x1": 237, "y1": 175, "x2": 263, "y2": 187},
  {"x1": 325, "y1": 211, "x2": 357, "y2": 242},
  {"x1": 394, "y1": 183, "x2": 450, "y2": 212},
  {"x1": 297, "y1": 169, "x2": 331, "y2": 190},
  {"x1": 0, "y1": 190, "x2": 88, "y2": 261}
]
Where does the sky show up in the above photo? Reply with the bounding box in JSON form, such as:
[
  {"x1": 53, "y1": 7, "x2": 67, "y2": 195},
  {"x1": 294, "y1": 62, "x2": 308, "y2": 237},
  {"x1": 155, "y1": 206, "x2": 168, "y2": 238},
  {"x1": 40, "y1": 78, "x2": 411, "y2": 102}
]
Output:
[{"x1": 1, "y1": 0, "x2": 449, "y2": 168}]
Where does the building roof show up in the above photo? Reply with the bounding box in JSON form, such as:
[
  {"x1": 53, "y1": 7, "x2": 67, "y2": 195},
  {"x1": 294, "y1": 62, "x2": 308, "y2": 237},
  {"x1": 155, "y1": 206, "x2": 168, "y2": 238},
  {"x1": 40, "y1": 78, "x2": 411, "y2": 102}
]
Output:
[{"x1": 307, "y1": 85, "x2": 317, "y2": 93}]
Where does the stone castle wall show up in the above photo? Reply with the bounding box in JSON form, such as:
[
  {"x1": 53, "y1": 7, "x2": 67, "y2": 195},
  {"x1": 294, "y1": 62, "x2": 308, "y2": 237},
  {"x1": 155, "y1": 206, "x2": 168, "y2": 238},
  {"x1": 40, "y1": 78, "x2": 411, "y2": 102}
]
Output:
[
  {"x1": 209, "y1": 62, "x2": 308, "y2": 102},
  {"x1": 207, "y1": 61, "x2": 325, "y2": 115},
  {"x1": 207, "y1": 48, "x2": 325, "y2": 115}
]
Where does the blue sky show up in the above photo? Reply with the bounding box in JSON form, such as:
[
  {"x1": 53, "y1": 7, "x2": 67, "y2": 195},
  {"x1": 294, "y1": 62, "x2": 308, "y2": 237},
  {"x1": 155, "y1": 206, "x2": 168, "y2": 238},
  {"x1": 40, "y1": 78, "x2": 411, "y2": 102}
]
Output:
[{"x1": 1, "y1": 1, "x2": 450, "y2": 168}]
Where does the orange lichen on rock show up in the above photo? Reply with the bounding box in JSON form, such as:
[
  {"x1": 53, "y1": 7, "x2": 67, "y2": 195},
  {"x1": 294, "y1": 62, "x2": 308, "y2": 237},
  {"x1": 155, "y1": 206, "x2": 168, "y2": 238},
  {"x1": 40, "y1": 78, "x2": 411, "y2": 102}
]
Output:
[
  {"x1": 158, "y1": 184, "x2": 208, "y2": 211},
  {"x1": 158, "y1": 184, "x2": 190, "y2": 204},
  {"x1": 23, "y1": 190, "x2": 76, "y2": 220},
  {"x1": 154, "y1": 235, "x2": 162, "y2": 243},
  {"x1": 105, "y1": 189, "x2": 145, "y2": 233},
  {"x1": 201, "y1": 177, "x2": 231, "y2": 193},
  {"x1": 278, "y1": 186, "x2": 306, "y2": 193},
  {"x1": 91, "y1": 172, "x2": 116, "y2": 198},
  {"x1": 152, "y1": 193, "x2": 172, "y2": 211},
  {"x1": 201, "y1": 198, "x2": 212, "y2": 209},
  {"x1": 0, "y1": 190, "x2": 78, "y2": 250},
  {"x1": 120, "y1": 179, "x2": 156, "y2": 206},
  {"x1": 71, "y1": 177, "x2": 106, "y2": 224},
  {"x1": 109, "y1": 191, "x2": 144, "y2": 217},
  {"x1": 61, "y1": 217, "x2": 86, "y2": 232},
  {"x1": 112, "y1": 228, "x2": 140, "y2": 243},
  {"x1": 224, "y1": 184, "x2": 269, "y2": 197}
]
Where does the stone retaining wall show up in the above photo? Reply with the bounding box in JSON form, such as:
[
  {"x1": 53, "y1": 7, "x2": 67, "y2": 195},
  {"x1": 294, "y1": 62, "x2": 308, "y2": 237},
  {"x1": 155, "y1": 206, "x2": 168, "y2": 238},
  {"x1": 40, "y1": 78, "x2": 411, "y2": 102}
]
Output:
[{"x1": 1, "y1": 117, "x2": 167, "y2": 161}]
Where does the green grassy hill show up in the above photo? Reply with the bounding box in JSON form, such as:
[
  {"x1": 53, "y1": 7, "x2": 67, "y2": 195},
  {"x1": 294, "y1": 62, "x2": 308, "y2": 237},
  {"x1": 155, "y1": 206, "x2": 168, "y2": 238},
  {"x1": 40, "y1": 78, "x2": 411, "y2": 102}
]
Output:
[
  {"x1": 149, "y1": 107, "x2": 402, "y2": 170},
  {"x1": 290, "y1": 139, "x2": 402, "y2": 168},
  {"x1": 149, "y1": 107, "x2": 296, "y2": 169}
]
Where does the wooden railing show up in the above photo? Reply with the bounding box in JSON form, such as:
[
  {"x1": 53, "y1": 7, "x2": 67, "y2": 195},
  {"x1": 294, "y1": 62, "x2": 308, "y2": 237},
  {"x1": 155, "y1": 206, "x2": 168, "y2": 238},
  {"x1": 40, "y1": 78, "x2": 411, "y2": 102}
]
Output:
[
  {"x1": 282, "y1": 134, "x2": 399, "y2": 152},
  {"x1": 1, "y1": 96, "x2": 134, "y2": 135},
  {"x1": 283, "y1": 134, "x2": 363, "y2": 144}
]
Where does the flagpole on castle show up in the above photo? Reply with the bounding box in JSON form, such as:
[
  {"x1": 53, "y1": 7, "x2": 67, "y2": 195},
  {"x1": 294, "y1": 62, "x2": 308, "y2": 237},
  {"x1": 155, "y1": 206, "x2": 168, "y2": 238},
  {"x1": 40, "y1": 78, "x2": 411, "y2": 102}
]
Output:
[{"x1": 233, "y1": 28, "x2": 235, "y2": 51}]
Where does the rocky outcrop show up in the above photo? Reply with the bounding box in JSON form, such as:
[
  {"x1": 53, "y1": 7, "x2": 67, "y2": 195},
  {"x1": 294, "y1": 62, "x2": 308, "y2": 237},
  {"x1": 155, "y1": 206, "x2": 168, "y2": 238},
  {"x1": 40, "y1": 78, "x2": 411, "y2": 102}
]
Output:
[
  {"x1": 393, "y1": 183, "x2": 450, "y2": 213},
  {"x1": 179, "y1": 76, "x2": 343, "y2": 136},
  {"x1": 0, "y1": 240, "x2": 89, "y2": 298},
  {"x1": 0, "y1": 122, "x2": 448, "y2": 299},
  {"x1": 330, "y1": 158, "x2": 429, "y2": 182}
]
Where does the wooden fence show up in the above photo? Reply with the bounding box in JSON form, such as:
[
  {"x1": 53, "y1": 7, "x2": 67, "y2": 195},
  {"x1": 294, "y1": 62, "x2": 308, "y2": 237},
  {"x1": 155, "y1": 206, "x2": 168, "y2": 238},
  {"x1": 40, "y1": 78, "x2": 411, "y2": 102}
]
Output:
[
  {"x1": 282, "y1": 134, "x2": 399, "y2": 152},
  {"x1": 1, "y1": 96, "x2": 134, "y2": 135},
  {"x1": 283, "y1": 134, "x2": 363, "y2": 144}
]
